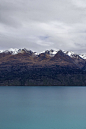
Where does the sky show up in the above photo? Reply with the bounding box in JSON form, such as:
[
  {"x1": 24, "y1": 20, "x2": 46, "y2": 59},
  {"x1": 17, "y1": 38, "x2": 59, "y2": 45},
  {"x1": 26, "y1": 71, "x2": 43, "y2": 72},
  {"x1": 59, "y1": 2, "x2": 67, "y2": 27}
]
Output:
[{"x1": 0, "y1": 0, "x2": 86, "y2": 53}]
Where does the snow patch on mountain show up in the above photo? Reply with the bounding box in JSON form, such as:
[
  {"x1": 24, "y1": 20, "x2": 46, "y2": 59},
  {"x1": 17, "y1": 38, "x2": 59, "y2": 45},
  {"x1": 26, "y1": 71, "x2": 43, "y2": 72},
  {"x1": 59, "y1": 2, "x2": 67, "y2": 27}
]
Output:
[
  {"x1": 45, "y1": 49, "x2": 58, "y2": 57},
  {"x1": 63, "y1": 50, "x2": 75, "y2": 57},
  {"x1": 79, "y1": 54, "x2": 86, "y2": 59},
  {"x1": 62, "y1": 50, "x2": 82, "y2": 59},
  {"x1": 0, "y1": 48, "x2": 19, "y2": 54},
  {"x1": 66, "y1": 51, "x2": 75, "y2": 57},
  {"x1": 0, "y1": 50, "x2": 4, "y2": 53},
  {"x1": 8, "y1": 48, "x2": 19, "y2": 54},
  {"x1": 0, "y1": 48, "x2": 34, "y2": 55}
]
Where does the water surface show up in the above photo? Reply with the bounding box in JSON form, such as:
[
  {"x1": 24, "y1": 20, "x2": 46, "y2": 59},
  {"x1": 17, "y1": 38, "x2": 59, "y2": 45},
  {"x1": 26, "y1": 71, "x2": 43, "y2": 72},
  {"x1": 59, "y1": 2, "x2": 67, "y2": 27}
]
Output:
[{"x1": 0, "y1": 86, "x2": 86, "y2": 129}]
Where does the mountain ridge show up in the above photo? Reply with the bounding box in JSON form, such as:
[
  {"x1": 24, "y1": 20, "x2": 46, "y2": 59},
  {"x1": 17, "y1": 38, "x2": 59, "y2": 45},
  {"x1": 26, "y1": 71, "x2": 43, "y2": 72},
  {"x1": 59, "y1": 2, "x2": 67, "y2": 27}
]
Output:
[
  {"x1": 0, "y1": 48, "x2": 86, "y2": 86},
  {"x1": 0, "y1": 48, "x2": 86, "y2": 59}
]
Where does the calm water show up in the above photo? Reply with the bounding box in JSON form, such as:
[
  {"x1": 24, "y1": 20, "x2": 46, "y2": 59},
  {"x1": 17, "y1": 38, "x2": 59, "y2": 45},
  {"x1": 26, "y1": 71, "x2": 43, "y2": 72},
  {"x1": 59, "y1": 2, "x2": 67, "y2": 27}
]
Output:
[{"x1": 0, "y1": 86, "x2": 86, "y2": 129}]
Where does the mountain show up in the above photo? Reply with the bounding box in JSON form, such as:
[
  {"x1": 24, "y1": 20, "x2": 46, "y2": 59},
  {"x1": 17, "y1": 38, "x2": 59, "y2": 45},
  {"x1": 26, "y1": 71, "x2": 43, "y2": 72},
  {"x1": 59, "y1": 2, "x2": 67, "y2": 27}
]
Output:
[{"x1": 0, "y1": 48, "x2": 86, "y2": 86}]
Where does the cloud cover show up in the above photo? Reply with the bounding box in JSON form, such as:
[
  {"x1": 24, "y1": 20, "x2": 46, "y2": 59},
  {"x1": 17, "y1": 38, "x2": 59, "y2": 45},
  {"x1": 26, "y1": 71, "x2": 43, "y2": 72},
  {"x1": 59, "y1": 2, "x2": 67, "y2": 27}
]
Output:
[{"x1": 0, "y1": 0, "x2": 86, "y2": 53}]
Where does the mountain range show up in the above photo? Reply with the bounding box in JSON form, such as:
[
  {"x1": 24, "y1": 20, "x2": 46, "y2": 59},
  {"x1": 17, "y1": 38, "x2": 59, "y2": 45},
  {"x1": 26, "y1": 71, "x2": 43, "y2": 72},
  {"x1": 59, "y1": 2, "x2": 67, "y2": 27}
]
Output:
[{"x1": 0, "y1": 48, "x2": 86, "y2": 86}]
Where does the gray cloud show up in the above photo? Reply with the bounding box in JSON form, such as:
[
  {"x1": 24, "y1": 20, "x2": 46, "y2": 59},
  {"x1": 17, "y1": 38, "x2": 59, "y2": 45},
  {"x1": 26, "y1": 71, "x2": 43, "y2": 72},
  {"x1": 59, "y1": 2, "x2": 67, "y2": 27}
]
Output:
[{"x1": 0, "y1": 0, "x2": 86, "y2": 53}]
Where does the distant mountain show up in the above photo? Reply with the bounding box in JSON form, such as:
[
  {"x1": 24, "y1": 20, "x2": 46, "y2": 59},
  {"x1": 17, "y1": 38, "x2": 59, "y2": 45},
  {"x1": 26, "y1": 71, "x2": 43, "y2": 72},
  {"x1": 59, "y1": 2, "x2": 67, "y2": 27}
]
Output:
[
  {"x1": 0, "y1": 48, "x2": 86, "y2": 86},
  {"x1": 0, "y1": 47, "x2": 85, "y2": 57},
  {"x1": 1, "y1": 48, "x2": 86, "y2": 59}
]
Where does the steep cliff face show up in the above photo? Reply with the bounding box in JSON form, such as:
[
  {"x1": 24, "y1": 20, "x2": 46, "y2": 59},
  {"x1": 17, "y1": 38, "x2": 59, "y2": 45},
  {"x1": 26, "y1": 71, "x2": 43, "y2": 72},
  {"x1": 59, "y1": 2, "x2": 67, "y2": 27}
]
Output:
[{"x1": 0, "y1": 48, "x2": 86, "y2": 86}]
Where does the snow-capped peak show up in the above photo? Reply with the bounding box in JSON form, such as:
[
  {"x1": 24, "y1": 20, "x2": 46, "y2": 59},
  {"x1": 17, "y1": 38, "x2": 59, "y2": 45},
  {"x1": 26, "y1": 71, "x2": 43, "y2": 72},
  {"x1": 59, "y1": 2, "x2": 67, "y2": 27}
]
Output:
[
  {"x1": 0, "y1": 48, "x2": 19, "y2": 54},
  {"x1": 63, "y1": 50, "x2": 75, "y2": 57},
  {"x1": 79, "y1": 54, "x2": 86, "y2": 59},
  {"x1": 0, "y1": 48, "x2": 34, "y2": 55},
  {"x1": 0, "y1": 50, "x2": 4, "y2": 53},
  {"x1": 45, "y1": 49, "x2": 58, "y2": 57},
  {"x1": 8, "y1": 48, "x2": 19, "y2": 54}
]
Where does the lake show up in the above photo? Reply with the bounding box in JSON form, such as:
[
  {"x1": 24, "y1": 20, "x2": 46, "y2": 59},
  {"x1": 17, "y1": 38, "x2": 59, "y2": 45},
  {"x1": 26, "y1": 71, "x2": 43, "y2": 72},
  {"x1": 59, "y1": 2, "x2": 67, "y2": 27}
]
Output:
[{"x1": 0, "y1": 86, "x2": 86, "y2": 129}]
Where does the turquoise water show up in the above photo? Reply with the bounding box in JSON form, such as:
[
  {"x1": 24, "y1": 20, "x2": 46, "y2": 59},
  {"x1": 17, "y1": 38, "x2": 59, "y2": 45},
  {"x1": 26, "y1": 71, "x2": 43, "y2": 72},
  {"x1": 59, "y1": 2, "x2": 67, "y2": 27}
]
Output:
[{"x1": 0, "y1": 86, "x2": 86, "y2": 129}]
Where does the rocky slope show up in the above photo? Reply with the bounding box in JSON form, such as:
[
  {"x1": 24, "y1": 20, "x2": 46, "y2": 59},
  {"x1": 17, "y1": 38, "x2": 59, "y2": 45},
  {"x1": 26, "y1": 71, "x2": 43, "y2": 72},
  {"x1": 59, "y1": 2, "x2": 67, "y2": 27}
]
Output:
[{"x1": 0, "y1": 48, "x2": 86, "y2": 86}]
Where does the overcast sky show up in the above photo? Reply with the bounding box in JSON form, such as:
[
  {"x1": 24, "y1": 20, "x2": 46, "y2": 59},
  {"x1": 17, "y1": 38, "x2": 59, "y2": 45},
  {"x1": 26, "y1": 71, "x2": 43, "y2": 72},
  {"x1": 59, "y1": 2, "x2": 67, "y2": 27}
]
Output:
[{"x1": 0, "y1": 0, "x2": 86, "y2": 53}]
